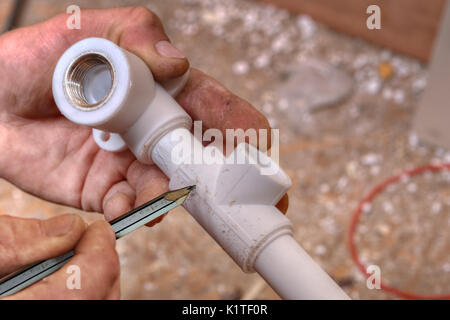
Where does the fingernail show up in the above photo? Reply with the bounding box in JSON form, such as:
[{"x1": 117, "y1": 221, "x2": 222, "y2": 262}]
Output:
[
  {"x1": 155, "y1": 40, "x2": 185, "y2": 59},
  {"x1": 43, "y1": 214, "x2": 75, "y2": 237}
]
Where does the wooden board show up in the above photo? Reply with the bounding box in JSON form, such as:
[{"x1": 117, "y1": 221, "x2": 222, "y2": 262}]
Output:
[{"x1": 414, "y1": 2, "x2": 450, "y2": 147}]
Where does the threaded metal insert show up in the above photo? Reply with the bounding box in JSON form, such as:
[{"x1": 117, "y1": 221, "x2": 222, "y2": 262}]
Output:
[{"x1": 64, "y1": 53, "x2": 114, "y2": 109}]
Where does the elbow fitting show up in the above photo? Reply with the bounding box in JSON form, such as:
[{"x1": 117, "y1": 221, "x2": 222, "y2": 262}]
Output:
[{"x1": 52, "y1": 37, "x2": 191, "y2": 163}]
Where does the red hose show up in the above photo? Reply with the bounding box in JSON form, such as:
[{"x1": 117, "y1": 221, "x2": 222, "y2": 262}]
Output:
[{"x1": 348, "y1": 163, "x2": 450, "y2": 299}]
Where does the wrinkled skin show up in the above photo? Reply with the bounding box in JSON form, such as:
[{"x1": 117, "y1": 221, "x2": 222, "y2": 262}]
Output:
[{"x1": 0, "y1": 7, "x2": 288, "y2": 299}]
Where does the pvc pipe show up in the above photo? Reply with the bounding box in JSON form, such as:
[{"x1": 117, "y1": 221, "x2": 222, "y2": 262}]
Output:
[
  {"x1": 255, "y1": 235, "x2": 350, "y2": 299},
  {"x1": 52, "y1": 38, "x2": 350, "y2": 300},
  {"x1": 152, "y1": 128, "x2": 349, "y2": 300}
]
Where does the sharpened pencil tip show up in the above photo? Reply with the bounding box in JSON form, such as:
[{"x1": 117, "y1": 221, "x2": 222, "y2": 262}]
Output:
[{"x1": 164, "y1": 185, "x2": 196, "y2": 202}]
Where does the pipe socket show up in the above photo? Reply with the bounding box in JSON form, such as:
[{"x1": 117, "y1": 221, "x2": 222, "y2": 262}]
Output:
[{"x1": 52, "y1": 37, "x2": 191, "y2": 163}]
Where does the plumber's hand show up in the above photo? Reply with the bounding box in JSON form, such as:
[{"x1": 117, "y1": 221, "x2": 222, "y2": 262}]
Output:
[
  {"x1": 0, "y1": 214, "x2": 120, "y2": 299},
  {"x1": 0, "y1": 7, "x2": 288, "y2": 224}
]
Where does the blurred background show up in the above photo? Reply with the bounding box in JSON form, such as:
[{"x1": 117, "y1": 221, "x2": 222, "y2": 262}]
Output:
[{"x1": 0, "y1": 0, "x2": 449, "y2": 299}]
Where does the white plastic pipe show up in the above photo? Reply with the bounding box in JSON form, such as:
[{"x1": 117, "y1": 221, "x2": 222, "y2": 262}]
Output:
[
  {"x1": 52, "y1": 38, "x2": 350, "y2": 300},
  {"x1": 152, "y1": 128, "x2": 349, "y2": 300},
  {"x1": 255, "y1": 235, "x2": 349, "y2": 299}
]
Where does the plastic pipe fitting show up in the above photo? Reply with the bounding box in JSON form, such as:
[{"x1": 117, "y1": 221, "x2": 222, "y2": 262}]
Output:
[
  {"x1": 53, "y1": 37, "x2": 191, "y2": 162},
  {"x1": 52, "y1": 38, "x2": 350, "y2": 300}
]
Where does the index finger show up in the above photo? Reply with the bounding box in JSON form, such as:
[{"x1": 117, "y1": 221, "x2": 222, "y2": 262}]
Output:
[{"x1": 176, "y1": 68, "x2": 272, "y2": 150}]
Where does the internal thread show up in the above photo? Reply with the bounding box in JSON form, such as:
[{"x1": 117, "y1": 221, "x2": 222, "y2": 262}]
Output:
[{"x1": 65, "y1": 53, "x2": 113, "y2": 109}]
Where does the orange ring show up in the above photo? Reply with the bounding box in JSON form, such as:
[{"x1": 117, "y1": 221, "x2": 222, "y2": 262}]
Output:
[{"x1": 349, "y1": 163, "x2": 450, "y2": 299}]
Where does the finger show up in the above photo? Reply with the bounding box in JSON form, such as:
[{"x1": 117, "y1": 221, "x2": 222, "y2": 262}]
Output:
[
  {"x1": 0, "y1": 214, "x2": 86, "y2": 277},
  {"x1": 126, "y1": 161, "x2": 169, "y2": 227},
  {"x1": 57, "y1": 7, "x2": 189, "y2": 82},
  {"x1": 102, "y1": 181, "x2": 136, "y2": 222},
  {"x1": 276, "y1": 194, "x2": 289, "y2": 215},
  {"x1": 108, "y1": 8, "x2": 189, "y2": 82},
  {"x1": 80, "y1": 141, "x2": 135, "y2": 213},
  {"x1": 0, "y1": 6, "x2": 188, "y2": 118},
  {"x1": 176, "y1": 68, "x2": 272, "y2": 150},
  {"x1": 7, "y1": 221, "x2": 119, "y2": 300}
]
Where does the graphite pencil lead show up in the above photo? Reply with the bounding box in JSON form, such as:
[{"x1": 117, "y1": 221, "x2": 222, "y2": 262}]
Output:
[{"x1": 164, "y1": 186, "x2": 196, "y2": 202}]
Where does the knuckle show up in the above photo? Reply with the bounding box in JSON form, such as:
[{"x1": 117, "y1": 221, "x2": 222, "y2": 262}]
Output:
[
  {"x1": 52, "y1": 12, "x2": 69, "y2": 24},
  {"x1": 126, "y1": 6, "x2": 160, "y2": 27},
  {"x1": 0, "y1": 242, "x2": 18, "y2": 269},
  {"x1": 0, "y1": 217, "x2": 21, "y2": 267}
]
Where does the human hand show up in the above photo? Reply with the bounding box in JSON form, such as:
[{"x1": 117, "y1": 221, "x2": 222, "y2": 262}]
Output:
[
  {"x1": 0, "y1": 7, "x2": 288, "y2": 223},
  {"x1": 0, "y1": 214, "x2": 120, "y2": 299}
]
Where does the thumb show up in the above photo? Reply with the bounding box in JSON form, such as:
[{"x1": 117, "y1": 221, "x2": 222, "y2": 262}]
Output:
[
  {"x1": 0, "y1": 6, "x2": 189, "y2": 118},
  {"x1": 0, "y1": 214, "x2": 86, "y2": 277},
  {"x1": 59, "y1": 7, "x2": 189, "y2": 82}
]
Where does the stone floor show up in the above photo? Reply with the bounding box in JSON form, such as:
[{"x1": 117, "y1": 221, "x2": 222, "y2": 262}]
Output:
[{"x1": 0, "y1": 0, "x2": 448, "y2": 299}]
